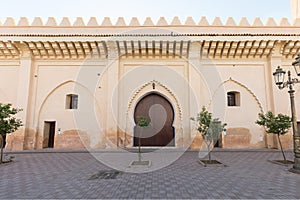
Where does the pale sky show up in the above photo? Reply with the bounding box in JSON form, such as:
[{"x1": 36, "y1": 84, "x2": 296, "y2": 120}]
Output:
[{"x1": 0, "y1": 0, "x2": 292, "y2": 24}]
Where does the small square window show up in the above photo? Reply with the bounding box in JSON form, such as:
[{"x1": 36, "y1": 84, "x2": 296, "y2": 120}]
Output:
[
  {"x1": 227, "y1": 91, "x2": 240, "y2": 107},
  {"x1": 66, "y1": 94, "x2": 78, "y2": 109}
]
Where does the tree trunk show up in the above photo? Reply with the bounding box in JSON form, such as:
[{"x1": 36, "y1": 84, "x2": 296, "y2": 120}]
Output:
[
  {"x1": 0, "y1": 134, "x2": 3, "y2": 164},
  {"x1": 205, "y1": 141, "x2": 211, "y2": 161},
  {"x1": 138, "y1": 128, "x2": 142, "y2": 162},
  {"x1": 277, "y1": 134, "x2": 286, "y2": 162}
]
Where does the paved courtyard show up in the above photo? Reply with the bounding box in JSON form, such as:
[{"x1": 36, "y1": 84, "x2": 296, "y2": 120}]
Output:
[{"x1": 1, "y1": 149, "x2": 300, "y2": 199}]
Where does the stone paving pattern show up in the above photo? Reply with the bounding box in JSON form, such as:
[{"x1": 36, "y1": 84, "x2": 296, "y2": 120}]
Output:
[{"x1": 1, "y1": 150, "x2": 300, "y2": 199}]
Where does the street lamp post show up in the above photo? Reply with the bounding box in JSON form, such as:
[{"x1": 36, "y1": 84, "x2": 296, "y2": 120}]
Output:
[{"x1": 273, "y1": 54, "x2": 300, "y2": 172}]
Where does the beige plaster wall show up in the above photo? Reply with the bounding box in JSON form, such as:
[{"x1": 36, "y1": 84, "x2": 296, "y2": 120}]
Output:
[
  {"x1": 1, "y1": 51, "x2": 299, "y2": 150},
  {"x1": 194, "y1": 62, "x2": 267, "y2": 148},
  {"x1": 1, "y1": 14, "x2": 300, "y2": 151},
  {"x1": 34, "y1": 62, "x2": 108, "y2": 149},
  {"x1": 0, "y1": 64, "x2": 19, "y2": 105}
]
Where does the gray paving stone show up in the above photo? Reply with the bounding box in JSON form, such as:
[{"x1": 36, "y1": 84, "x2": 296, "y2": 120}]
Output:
[{"x1": 0, "y1": 150, "x2": 300, "y2": 199}]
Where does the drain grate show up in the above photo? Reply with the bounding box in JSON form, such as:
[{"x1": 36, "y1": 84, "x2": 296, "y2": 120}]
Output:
[{"x1": 88, "y1": 170, "x2": 122, "y2": 180}]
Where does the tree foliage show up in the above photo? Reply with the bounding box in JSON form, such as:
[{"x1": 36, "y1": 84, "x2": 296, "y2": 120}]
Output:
[
  {"x1": 256, "y1": 111, "x2": 291, "y2": 162},
  {"x1": 136, "y1": 116, "x2": 150, "y2": 162},
  {"x1": 137, "y1": 116, "x2": 150, "y2": 128},
  {"x1": 191, "y1": 106, "x2": 226, "y2": 161},
  {"x1": 256, "y1": 111, "x2": 291, "y2": 136},
  {"x1": 0, "y1": 103, "x2": 23, "y2": 136},
  {"x1": 0, "y1": 103, "x2": 22, "y2": 163},
  {"x1": 191, "y1": 106, "x2": 212, "y2": 136}
]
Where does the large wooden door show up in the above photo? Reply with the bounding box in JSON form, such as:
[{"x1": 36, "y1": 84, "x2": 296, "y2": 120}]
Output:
[{"x1": 134, "y1": 93, "x2": 175, "y2": 146}]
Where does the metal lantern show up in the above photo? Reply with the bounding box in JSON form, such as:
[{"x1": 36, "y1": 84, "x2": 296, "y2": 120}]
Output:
[
  {"x1": 273, "y1": 66, "x2": 286, "y2": 86},
  {"x1": 292, "y1": 54, "x2": 300, "y2": 76}
]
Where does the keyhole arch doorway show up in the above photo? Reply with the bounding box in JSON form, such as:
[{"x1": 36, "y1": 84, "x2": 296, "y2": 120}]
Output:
[{"x1": 133, "y1": 92, "x2": 175, "y2": 147}]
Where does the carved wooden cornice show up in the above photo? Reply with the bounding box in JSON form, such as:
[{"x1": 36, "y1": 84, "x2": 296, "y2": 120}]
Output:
[
  {"x1": 0, "y1": 17, "x2": 300, "y2": 60},
  {"x1": 0, "y1": 40, "x2": 299, "y2": 60}
]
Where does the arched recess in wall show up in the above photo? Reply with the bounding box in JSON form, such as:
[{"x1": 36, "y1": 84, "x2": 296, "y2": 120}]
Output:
[
  {"x1": 37, "y1": 80, "x2": 94, "y2": 120},
  {"x1": 121, "y1": 80, "x2": 183, "y2": 147},
  {"x1": 211, "y1": 78, "x2": 264, "y2": 146},
  {"x1": 127, "y1": 80, "x2": 182, "y2": 121},
  {"x1": 211, "y1": 78, "x2": 263, "y2": 113},
  {"x1": 35, "y1": 80, "x2": 102, "y2": 149}
]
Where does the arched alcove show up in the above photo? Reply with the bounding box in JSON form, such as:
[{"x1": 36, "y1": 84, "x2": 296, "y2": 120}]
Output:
[
  {"x1": 213, "y1": 78, "x2": 265, "y2": 148},
  {"x1": 123, "y1": 80, "x2": 183, "y2": 148},
  {"x1": 36, "y1": 80, "x2": 102, "y2": 149},
  {"x1": 133, "y1": 92, "x2": 175, "y2": 147}
]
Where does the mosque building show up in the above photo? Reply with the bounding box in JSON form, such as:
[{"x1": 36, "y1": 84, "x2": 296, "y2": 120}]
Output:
[{"x1": 1, "y1": 0, "x2": 300, "y2": 150}]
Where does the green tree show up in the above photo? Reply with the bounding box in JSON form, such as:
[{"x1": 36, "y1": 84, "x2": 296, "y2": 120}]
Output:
[
  {"x1": 0, "y1": 103, "x2": 22, "y2": 163},
  {"x1": 256, "y1": 111, "x2": 291, "y2": 162},
  {"x1": 191, "y1": 106, "x2": 226, "y2": 161},
  {"x1": 136, "y1": 116, "x2": 150, "y2": 162}
]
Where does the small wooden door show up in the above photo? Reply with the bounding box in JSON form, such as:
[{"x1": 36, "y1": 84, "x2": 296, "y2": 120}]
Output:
[
  {"x1": 134, "y1": 93, "x2": 175, "y2": 147},
  {"x1": 43, "y1": 121, "x2": 56, "y2": 148},
  {"x1": 214, "y1": 133, "x2": 222, "y2": 148}
]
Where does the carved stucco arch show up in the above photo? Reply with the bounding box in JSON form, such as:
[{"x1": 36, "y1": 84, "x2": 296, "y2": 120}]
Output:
[
  {"x1": 210, "y1": 77, "x2": 264, "y2": 113},
  {"x1": 127, "y1": 80, "x2": 182, "y2": 121},
  {"x1": 123, "y1": 80, "x2": 183, "y2": 147},
  {"x1": 34, "y1": 80, "x2": 97, "y2": 149},
  {"x1": 36, "y1": 80, "x2": 95, "y2": 133}
]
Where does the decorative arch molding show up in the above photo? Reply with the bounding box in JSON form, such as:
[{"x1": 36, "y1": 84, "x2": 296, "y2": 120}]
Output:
[
  {"x1": 36, "y1": 80, "x2": 94, "y2": 125},
  {"x1": 34, "y1": 80, "x2": 98, "y2": 149},
  {"x1": 122, "y1": 80, "x2": 184, "y2": 147},
  {"x1": 127, "y1": 80, "x2": 182, "y2": 121},
  {"x1": 211, "y1": 77, "x2": 264, "y2": 113}
]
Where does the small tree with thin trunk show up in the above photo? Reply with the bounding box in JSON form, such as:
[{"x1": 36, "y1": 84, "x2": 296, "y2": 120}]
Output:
[
  {"x1": 256, "y1": 111, "x2": 291, "y2": 162},
  {"x1": 0, "y1": 103, "x2": 22, "y2": 163},
  {"x1": 191, "y1": 106, "x2": 226, "y2": 161},
  {"x1": 136, "y1": 116, "x2": 150, "y2": 162}
]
